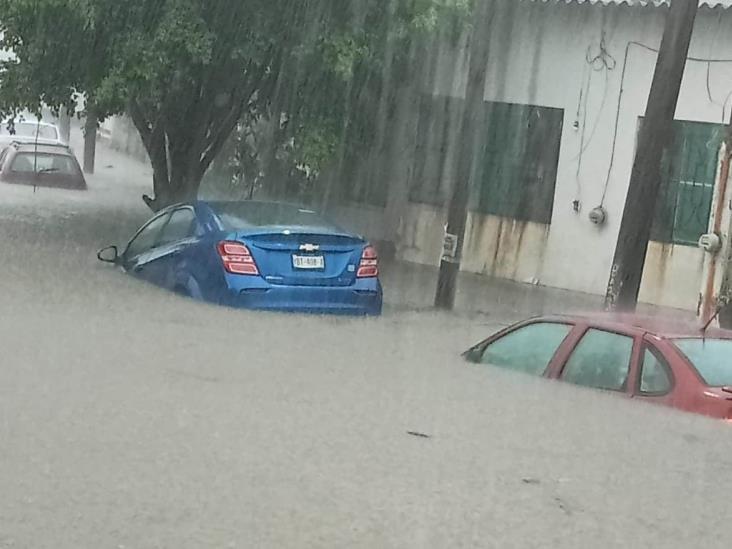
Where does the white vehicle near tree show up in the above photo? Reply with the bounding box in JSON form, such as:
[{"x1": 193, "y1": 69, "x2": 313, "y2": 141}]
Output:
[{"x1": 0, "y1": 119, "x2": 65, "y2": 152}]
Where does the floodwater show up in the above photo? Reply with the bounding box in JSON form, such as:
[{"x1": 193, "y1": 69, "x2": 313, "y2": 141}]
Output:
[{"x1": 1, "y1": 140, "x2": 731, "y2": 548}]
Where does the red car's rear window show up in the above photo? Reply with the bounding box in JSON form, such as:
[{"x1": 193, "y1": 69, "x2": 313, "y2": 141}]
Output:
[{"x1": 11, "y1": 152, "x2": 77, "y2": 175}]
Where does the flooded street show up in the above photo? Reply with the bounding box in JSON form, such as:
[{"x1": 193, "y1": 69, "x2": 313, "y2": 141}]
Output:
[{"x1": 1, "y1": 141, "x2": 732, "y2": 548}]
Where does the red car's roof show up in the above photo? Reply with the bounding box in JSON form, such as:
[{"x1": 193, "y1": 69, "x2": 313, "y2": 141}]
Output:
[
  {"x1": 12, "y1": 143, "x2": 73, "y2": 155},
  {"x1": 542, "y1": 311, "x2": 732, "y2": 340}
]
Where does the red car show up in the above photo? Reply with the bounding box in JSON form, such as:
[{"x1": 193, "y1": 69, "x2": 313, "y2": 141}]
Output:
[
  {"x1": 0, "y1": 141, "x2": 86, "y2": 190},
  {"x1": 464, "y1": 313, "x2": 732, "y2": 421}
]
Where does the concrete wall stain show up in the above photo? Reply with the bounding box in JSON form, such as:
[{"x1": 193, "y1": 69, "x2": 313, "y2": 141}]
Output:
[
  {"x1": 653, "y1": 242, "x2": 673, "y2": 297},
  {"x1": 490, "y1": 217, "x2": 505, "y2": 277},
  {"x1": 511, "y1": 219, "x2": 529, "y2": 281}
]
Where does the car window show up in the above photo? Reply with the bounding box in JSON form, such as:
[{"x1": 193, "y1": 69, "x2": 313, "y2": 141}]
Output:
[
  {"x1": 11, "y1": 153, "x2": 76, "y2": 174},
  {"x1": 480, "y1": 322, "x2": 572, "y2": 376},
  {"x1": 124, "y1": 214, "x2": 170, "y2": 259},
  {"x1": 674, "y1": 339, "x2": 732, "y2": 387},
  {"x1": 561, "y1": 329, "x2": 634, "y2": 391},
  {"x1": 159, "y1": 208, "x2": 197, "y2": 246},
  {"x1": 210, "y1": 201, "x2": 337, "y2": 230},
  {"x1": 639, "y1": 348, "x2": 673, "y2": 395}
]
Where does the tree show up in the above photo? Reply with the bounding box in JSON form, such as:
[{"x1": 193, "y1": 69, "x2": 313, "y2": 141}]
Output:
[
  {"x1": 0, "y1": 0, "x2": 469, "y2": 211},
  {"x1": 218, "y1": 0, "x2": 469, "y2": 211},
  {"x1": 105, "y1": 0, "x2": 300, "y2": 210},
  {"x1": 0, "y1": 0, "x2": 119, "y2": 173},
  {"x1": 0, "y1": 0, "x2": 293, "y2": 209}
]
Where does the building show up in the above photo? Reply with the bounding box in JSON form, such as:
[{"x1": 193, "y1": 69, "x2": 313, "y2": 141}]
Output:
[
  {"x1": 331, "y1": 0, "x2": 732, "y2": 312},
  {"x1": 100, "y1": 0, "x2": 732, "y2": 312}
]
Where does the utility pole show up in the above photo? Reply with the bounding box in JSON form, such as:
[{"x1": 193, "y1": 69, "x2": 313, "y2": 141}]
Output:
[
  {"x1": 604, "y1": 0, "x2": 698, "y2": 311},
  {"x1": 435, "y1": 0, "x2": 494, "y2": 309}
]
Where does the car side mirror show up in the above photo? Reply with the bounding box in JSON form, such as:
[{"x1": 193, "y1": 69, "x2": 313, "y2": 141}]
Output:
[
  {"x1": 463, "y1": 345, "x2": 484, "y2": 363},
  {"x1": 97, "y1": 245, "x2": 119, "y2": 264}
]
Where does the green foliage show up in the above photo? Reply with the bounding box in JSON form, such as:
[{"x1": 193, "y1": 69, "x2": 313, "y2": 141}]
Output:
[{"x1": 0, "y1": 0, "x2": 471, "y2": 205}]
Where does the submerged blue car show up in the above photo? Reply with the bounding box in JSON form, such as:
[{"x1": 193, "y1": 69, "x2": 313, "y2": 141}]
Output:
[{"x1": 98, "y1": 200, "x2": 383, "y2": 315}]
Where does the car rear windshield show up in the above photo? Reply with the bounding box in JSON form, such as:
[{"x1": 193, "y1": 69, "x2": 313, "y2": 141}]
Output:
[
  {"x1": 11, "y1": 153, "x2": 77, "y2": 175},
  {"x1": 211, "y1": 201, "x2": 336, "y2": 230},
  {"x1": 674, "y1": 338, "x2": 732, "y2": 386},
  {"x1": 1, "y1": 123, "x2": 58, "y2": 140}
]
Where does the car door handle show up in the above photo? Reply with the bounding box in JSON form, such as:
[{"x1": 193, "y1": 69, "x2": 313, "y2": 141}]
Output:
[{"x1": 133, "y1": 265, "x2": 144, "y2": 273}]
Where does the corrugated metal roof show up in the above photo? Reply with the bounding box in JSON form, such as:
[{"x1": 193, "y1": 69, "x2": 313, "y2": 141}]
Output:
[{"x1": 531, "y1": 0, "x2": 732, "y2": 8}]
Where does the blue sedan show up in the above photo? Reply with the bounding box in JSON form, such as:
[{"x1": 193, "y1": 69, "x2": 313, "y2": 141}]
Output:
[{"x1": 97, "y1": 200, "x2": 383, "y2": 315}]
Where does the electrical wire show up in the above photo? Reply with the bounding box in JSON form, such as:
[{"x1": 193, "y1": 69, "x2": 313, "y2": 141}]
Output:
[
  {"x1": 574, "y1": 59, "x2": 590, "y2": 201},
  {"x1": 574, "y1": 61, "x2": 587, "y2": 125},
  {"x1": 707, "y1": 61, "x2": 717, "y2": 105},
  {"x1": 722, "y1": 89, "x2": 732, "y2": 121},
  {"x1": 600, "y1": 41, "x2": 732, "y2": 207},
  {"x1": 572, "y1": 32, "x2": 616, "y2": 205},
  {"x1": 570, "y1": 55, "x2": 612, "y2": 163},
  {"x1": 586, "y1": 32, "x2": 617, "y2": 72},
  {"x1": 705, "y1": 12, "x2": 725, "y2": 109},
  {"x1": 576, "y1": 70, "x2": 591, "y2": 176}
]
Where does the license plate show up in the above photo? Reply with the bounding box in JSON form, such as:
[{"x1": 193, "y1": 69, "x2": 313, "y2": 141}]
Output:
[{"x1": 292, "y1": 254, "x2": 324, "y2": 269}]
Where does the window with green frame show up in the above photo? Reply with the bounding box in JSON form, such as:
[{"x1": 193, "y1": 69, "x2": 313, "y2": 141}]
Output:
[
  {"x1": 651, "y1": 120, "x2": 724, "y2": 246},
  {"x1": 474, "y1": 102, "x2": 564, "y2": 224},
  {"x1": 410, "y1": 96, "x2": 563, "y2": 225}
]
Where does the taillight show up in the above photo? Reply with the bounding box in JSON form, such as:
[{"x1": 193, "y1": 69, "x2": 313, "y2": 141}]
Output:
[
  {"x1": 217, "y1": 241, "x2": 259, "y2": 275},
  {"x1": 357, "y1": 245, "x2": 379, "y2": 278}
]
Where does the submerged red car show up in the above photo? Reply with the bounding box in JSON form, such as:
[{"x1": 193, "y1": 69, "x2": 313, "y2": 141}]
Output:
[
  {"x1": 0, "y1": 141, "x2": 86, "y2": 190},
  {"x1": 464, "y1": 313, "x2": 732, "y2": 421}
]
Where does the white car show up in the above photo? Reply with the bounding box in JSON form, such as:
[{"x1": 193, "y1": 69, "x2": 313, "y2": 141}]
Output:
[{"x1": 0, "y1": 120, "x2": 65, "y2": 151}]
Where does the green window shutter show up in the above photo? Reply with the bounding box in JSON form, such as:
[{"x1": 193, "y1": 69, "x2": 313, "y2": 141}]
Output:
[
  {"x1": 409, "y1": 96, "x2": 563, "y2": 225},
  {"x1": 652, "y1": 120, "x2": 723, "y2": 246},
  {"x1": 475, "y1": 101, "x2": 564, "y2": 224}
]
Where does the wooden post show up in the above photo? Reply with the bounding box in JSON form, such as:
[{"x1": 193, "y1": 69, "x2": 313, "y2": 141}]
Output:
[
  {"x1": 604, "y1": 0, "x2": 698, "y2": 311},
  {"x1": 434, "y1": 0, "x2": 494, "y2": 310}
]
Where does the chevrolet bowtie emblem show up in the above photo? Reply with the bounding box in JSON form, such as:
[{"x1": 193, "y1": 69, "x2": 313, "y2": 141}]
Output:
[{"x1": 299, "y1": 243, "x2": 320, "y2": 252}]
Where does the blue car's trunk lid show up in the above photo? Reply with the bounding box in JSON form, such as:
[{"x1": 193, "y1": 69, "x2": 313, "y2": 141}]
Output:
[{"x1": 240, "y1": 229, "x2": 365, "y2": 287}]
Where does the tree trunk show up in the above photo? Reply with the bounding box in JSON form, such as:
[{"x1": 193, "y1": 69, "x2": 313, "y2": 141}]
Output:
[
  {"x1": 58, "y1": 108, "x2": 71, "y2": 144},
  {"x1": 83, "y1": 108, "x2": 98, "y2": 175},
  {"x1": 129, "y1": 109, "x2": 203, "y2": 212},
  {"x1": 261, "y1": 113, "x2": 286, "y2": 199},
  {"x1": 142, "y1": 141, "x2": 203, "y2": 211},
  {"x1": 126, "y1": 66, "x2": 260, "y2": 211}
]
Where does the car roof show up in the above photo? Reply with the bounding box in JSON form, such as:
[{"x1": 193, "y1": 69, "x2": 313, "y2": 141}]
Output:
[
  {"x1": 0, "y1": 136, "x2": 62, "y2": 144},
  {"x1": 10, "y1": 142, "x2": 72, "y2": 155},
  {"x1": 205, "y1": 199, "x2": 318, "y2": 210},
  {"x1": 13, "y1": 120, "x2": 57, "y2": 127},
  {"x1": 536, "y1": 311, "x2": 732, "y2": 340},
  {"x1": 199, "y1": 199, "x2": 354, "y2": 233}
]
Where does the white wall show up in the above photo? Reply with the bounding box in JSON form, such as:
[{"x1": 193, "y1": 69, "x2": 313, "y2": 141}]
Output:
[
  {"x1": 414, "y1": 2, "x2": 732, "y2": 310},
  {"x1": 94, "y1": 1, "x2": 732, "y2": 311}
]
